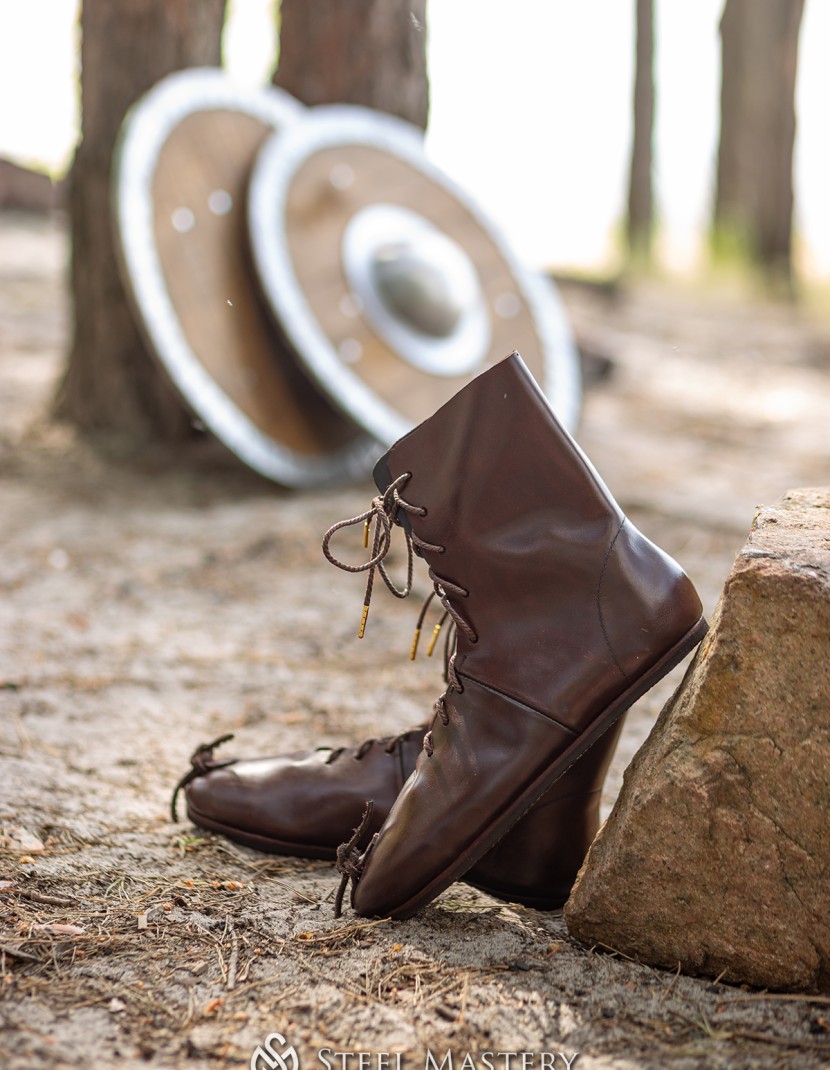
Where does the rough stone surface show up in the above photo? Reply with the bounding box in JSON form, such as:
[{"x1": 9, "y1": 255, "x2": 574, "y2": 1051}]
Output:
[{"x1": 565, "y1": 488, "x2": 830, "y2": 993}]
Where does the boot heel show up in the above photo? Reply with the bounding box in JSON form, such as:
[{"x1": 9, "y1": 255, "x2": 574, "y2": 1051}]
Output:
[{"x1": 566, "y1": 613, "x2": 709, "y2": 773}]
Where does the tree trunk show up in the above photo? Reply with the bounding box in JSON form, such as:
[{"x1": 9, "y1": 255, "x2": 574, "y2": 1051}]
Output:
[
  {"x1": 56, "y1": 0, "x2": 227, "y2": 440},
  {"x1": 626, "y1": 0, "x2": 655, "y2": 265},
  {"x1": 713, "y1": 0, "x2": 804, "y2": 289},
  {"x1": 273, "y1": 0, "x2": 429, "y2": 130}
]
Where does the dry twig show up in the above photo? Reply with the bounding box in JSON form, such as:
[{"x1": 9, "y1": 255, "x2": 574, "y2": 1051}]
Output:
[{"x1": 226, "y1": 923, "x2": 239, "y2": 991}]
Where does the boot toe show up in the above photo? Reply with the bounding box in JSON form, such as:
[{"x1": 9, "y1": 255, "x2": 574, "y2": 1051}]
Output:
[
  {"x1": 185, "y1": 760, "x2": 269, "y2": 837},
  {"x1": 183, "y1": 743, "x2": 417, "y2": 860},
  {"x1": 184, "y1": 754, "x2": 327, "y2": 854}
]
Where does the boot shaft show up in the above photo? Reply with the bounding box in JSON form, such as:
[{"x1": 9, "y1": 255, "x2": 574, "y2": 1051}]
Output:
[{"x1": 374, "y1": 353, "x2": 703, "y2": 730}]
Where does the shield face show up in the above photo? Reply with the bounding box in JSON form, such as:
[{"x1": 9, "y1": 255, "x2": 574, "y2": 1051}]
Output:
[
  {"x1": 114, "y1": 69, "x2": 377, "y2": 487},
  {"x1": 247, "y1": 105, "x2": 581, "y2": 446}
]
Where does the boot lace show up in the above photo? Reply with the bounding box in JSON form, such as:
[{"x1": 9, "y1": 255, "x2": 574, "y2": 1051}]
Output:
[
  {"x1": 170, "y1": 734, "x2": 236, "y2": 822},
  {"x1": 422, "y1": 656, "x2": 464, "y2": 758},
  {"x1": 334, "y1": 801, "x2": 377, "y2": 917},
  {"x1": 326, "y1": 475, "x2": 480, "y2": 912},
  {"x1": 323, "y1": 725, "x2": 424, "y2": 765},
  {"x1": 321, "y1": 472, "x2": 478, "y2": 658}
]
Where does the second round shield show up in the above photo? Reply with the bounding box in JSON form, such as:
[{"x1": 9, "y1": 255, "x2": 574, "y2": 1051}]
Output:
[{"x1": 247, "y1": 105, "x2": 581, "y2": 446}]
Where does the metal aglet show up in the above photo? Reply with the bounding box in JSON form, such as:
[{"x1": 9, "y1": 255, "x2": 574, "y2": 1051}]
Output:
[
  {"x1": 358, "y1": 604, "x2": 370, "y2": 639},
  {"x1": 409, "y1": 627, "x2": 422, "y2": 661},
  {"x1": 362, "y1": 518, "x2": 371, "y2": 548},
  {"x1": 426, "y1": 622, "x2": 442, "y2": 657}
]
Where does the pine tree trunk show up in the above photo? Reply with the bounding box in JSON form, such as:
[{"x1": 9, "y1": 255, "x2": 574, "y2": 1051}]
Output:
[
  {"x1": 713, "y1": 0, "x2": 804, "y2": 289},
  {"x1": 56, "y1": 0, "x2": 227, "y2": 440},
  {"x1": 626, "y1": 0, "x2": 655, "y2": 264},
  {"x1": 273, "y1": 0, "x2": 429, "y2": 130}
]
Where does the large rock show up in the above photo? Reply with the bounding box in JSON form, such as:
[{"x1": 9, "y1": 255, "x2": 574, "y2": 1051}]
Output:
[{"x1": 565, "y1": 488, "x2": 830, "y2": 992}]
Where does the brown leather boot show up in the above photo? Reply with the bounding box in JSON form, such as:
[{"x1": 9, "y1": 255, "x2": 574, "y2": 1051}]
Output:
[
  {"x1": 330, "y1": 352, "x2": 706, "y2": 919},
  {"x1": 173, "y1": 716, "x2": 624, "y2": 909}
]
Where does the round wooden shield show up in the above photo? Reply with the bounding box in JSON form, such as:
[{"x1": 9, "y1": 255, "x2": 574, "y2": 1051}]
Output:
[
  {"x1": 113, "y1": 69, "x2": 377, "y2": 486},
  {"x1": 247, "y1": 105, "x2": 581, "y2": 446}
]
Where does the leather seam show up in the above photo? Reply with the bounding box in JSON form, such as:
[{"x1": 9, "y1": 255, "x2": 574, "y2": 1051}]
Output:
[
  {"x1": 597, "y1": 517, "x2": 628, "y2": 678},
  {"x1": 455, "y1": 670, "x2": 580, "y2": 738}
]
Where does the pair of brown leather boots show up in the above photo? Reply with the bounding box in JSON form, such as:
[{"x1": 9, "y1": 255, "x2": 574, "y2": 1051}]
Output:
[{"x1": 174, "y1": 353, "x2": 706, "y2": 919}]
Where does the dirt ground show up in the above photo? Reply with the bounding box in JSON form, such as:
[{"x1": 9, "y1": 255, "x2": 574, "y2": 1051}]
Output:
[{"x1": 1, "y1": 212, "x2": 830, "y2": 1069}]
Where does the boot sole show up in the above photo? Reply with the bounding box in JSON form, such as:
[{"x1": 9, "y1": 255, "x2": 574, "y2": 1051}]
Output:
[
  {"x1": 463, "y1": 877, "x2": 572, "y2": 911},
  {"x1": 186, "y1": 803, "x2": 573, "y2": 909},
  {"x1": 380, "y1": 613, "x2": 709, "y2": 920},
  {"x1": 184, "y1": 804, "x2": 340, "y2": 860}
]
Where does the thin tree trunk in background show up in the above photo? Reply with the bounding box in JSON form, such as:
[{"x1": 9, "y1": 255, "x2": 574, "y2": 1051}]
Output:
[
  {"x1": 713, "y1": 0, "x2": 804, "y2": 289},
  {"x1": 626, "y1": 0, "x2": 655, "y2": 265},
  {"x1": 56, "y1": 0, "x2": 227, "y2": 440},
  {"x1": 273, "y1": 0, "x2": 429, "y2": 130}
]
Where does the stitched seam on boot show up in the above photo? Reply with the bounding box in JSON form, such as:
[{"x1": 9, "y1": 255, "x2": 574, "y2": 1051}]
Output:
[
  {"x1": 455, "y1": 670, "x2": 581, "y2": 737},
  {"x1": 597, "y1": 518, "x2": 628, "y2": 677}
]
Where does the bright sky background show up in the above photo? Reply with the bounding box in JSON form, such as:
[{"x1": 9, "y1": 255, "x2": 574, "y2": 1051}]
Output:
[{"x1": 1, "y1": 0, "x2": 829, "y2": 278}]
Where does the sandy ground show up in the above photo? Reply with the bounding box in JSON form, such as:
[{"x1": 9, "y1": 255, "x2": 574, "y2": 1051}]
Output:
[{"x1": 1, "y1": 212, "x2": 830, "y2": 1069}]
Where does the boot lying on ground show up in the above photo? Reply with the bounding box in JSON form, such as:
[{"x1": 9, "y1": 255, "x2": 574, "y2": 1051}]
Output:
[
  {"x1": 327, "y1": 351, "x2": 707, "y2": 919},
  {"x1": 172, "y1": 716, "x2": 623, "y2": 910}
]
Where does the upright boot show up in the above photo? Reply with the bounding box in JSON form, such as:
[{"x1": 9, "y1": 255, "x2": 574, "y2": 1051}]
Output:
[
  {"x1": 333, "y1": 352, "x2": 706, "y2": 918},
  {"x1": 173, "y1": 715, "x2": 624, "y2": 909}
]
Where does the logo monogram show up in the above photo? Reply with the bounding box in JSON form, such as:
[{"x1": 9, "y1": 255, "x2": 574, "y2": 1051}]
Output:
[{"x1": 250, "y1": 1032, "x2": 300, "y2": 1070}]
